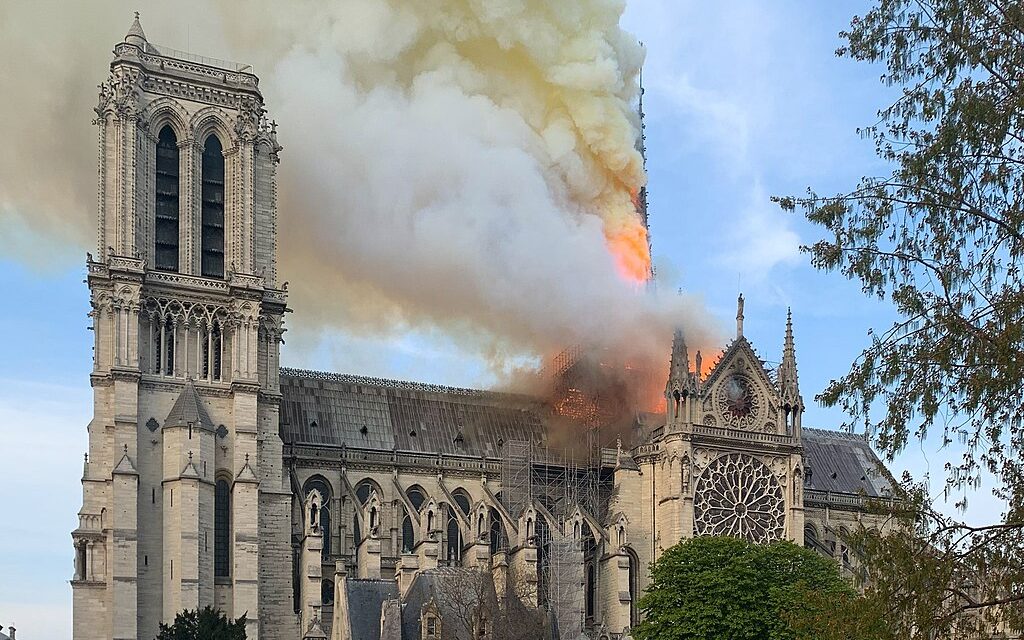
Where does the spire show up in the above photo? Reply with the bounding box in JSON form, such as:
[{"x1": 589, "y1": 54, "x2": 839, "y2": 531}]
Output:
[
  {"x1": 736, "y1": 293, "x2": 745, "y2": 339},
  {"x1": 125, "y1": 12, "x2": 147, "y2": 47},
  {"x1": 669, "y1": 328, "x2": 690, "y2": 387},
  {"x1": 779, "y1": 308, "x2": 801, "y2": 403}
]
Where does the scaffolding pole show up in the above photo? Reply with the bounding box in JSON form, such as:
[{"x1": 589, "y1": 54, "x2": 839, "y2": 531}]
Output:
[{"x1": 501, "y1": 431, "x2": 603, "y2": 639}]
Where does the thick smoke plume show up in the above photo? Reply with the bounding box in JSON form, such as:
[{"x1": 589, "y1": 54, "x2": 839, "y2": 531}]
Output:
[{"x1": 0, "y1": 0, "x2": 720, "y2": 401}]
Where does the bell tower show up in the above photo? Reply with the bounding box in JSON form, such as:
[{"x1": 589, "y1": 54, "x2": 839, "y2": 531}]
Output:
[{"x1": 72, "y1": 15, "x2": 294, "y2": 640}]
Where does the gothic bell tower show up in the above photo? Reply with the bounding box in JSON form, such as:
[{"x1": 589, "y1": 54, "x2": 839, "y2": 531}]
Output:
[{"x1": 72, "y1": 15, "x2": 293, "y2": 640}]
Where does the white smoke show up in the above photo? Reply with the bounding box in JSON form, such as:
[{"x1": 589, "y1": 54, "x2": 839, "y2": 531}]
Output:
[{"x1": 0, "y1": 0, "x2": 720, "y2": 384}]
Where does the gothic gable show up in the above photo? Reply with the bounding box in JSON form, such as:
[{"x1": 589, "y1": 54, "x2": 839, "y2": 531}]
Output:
[{"x1": 699, "y1": 338, "x2": 780, "y2": 433}]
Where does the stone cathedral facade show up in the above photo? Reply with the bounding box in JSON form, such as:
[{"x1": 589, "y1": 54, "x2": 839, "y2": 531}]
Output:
[{"x1": 72, "y1": 18, "x2": 894, "y2": 640}]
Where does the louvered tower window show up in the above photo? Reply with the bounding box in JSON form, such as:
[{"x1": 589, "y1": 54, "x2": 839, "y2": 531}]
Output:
[
  {"x1": 201, "y1": 135, "x2": 225, "y2": 278},
  {"x1": 214, "y1": 479, "x2": 230, "y2": 577},
  {"x1": 154, "y1": 126, "x2": 180, "y2": 272}
]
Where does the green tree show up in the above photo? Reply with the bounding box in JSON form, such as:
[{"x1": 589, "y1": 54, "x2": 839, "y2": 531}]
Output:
[
  {"x1": 155, "y1": 606, "x2": 247, "y2": 640},
  {"x1": 632, "y1": 536, "x2": 865, "y2": 640},
  {"x1": 777, "y1": 0, "x2": 1024, "y2": 635}
]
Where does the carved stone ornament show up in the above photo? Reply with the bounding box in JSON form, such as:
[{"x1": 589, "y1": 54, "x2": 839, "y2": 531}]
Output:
[
  {"x1": 715, "y1": 374, "x2": 763, "y2": 430},
  {"x1": 692, "y1": 448, "x2": 714, "y2": 471},
  {"x1": 146, "y1": 417, "x2": 160, "y2": 432},
  {"x1": 234, "y1": 99, "x2": 263, "y2": 143},
  {"x1": 693, "y1": 453, "x2": 785, "y2": 543},
  {"x1": 95, "y1": 68, "x2": 142, "y2": 120}
]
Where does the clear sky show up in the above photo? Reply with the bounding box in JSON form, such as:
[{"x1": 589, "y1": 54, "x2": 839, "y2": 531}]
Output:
[{"x1": 0, "y1": 2, "x2": 1004, "y2": 638}]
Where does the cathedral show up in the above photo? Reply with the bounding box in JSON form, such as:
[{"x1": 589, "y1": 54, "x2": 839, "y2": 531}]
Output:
[{"x1": 72, "y1": 17, "x2": 894, "y2": 640}]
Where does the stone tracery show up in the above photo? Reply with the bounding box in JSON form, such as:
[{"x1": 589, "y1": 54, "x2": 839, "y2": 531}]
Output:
[{"x1": 693, "y1": 453, "x2": 785, "y2": 543}]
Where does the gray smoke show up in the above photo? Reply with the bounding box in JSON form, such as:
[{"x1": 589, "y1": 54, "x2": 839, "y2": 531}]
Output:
[{"x1": 0, "y1": 0, "x2": 721, "y2": 386}]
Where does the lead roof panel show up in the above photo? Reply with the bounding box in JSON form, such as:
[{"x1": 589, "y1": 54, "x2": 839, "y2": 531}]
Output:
[
  {"x1": 345, "y1": 579, "x2": 398, "y2": 640},
  {"x1": 802, "y1": 427, "x2": 894, "y2": 496},
  {"x1": 279, "y1": 368, "x2": 547, "y2": 455}
]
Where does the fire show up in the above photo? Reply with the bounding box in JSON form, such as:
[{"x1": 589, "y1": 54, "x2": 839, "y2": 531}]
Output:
[{"x1": 605, "y1": 218, "x2": 651, "y2": 284}]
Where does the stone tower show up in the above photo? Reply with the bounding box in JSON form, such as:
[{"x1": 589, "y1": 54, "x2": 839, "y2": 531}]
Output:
[{"x1": 71, "y1": 16, "x2": 293, "y2": 640}]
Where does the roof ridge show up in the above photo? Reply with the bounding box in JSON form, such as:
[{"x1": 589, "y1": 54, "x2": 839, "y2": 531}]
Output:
[
  {"x1": 802, "y1": 426, "x2": 867, "y2": 440},
  {"x1": 279, "y1": 366, "x2": 537, "y2": 401}
]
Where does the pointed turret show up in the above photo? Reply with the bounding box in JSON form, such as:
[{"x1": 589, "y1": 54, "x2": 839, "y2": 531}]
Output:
[
  {"x1": 124, "y1": 12, "x2": 147, "y2": 47},
  {"x1": 666, "y1": 328, "x2": 695, "y2": 425},
  {"x1": 778, "y1": 308, "x2": 803, "y2": 435},
  {"x1": 668, "y1": 328, "x2": 689, "y2": 388}
]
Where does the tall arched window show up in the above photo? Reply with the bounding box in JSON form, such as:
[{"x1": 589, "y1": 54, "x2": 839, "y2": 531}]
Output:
[
  {"x1": 214, "y1": 479, "x2": 230, "y2": 577},
  {"x1": 625, "y1": 547, "x2": 640, "y2": 628},
  {"x1": 446, "y1": 506, "x2": 462, "y2": 566},
  {"x1": 201, "y1": 320, "x2": 222, "y2": 382},
  {"x1": 200, "y1": 135, "x2": 225, "y2": 279},
  {"x1": 162, "y1": 317, "x2": 175, "y2": 376},
  {"x1": 535, "y1": 516, "x2": 551, "y2": 607},
  {"x1": 155, "y1": 126, "x2": 180, "y2": 272},
  {"x1": 303, "y1": 476, "x2": 333, "y2": 557},
  {"x1": 488, "y1": 508, "x2": 505, "y2": 554},
  {"x1": 320, "y1": 506, "x2": 332, "y2": 557},
  {"x1": 583, "y1": 522, "x2": 598, "y2": 621},
  {"x1": 402, "y1": 514, "x2": 415, "y2": 553}
]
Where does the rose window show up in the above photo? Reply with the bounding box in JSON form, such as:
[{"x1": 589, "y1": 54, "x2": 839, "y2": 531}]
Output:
[
  {"x1": 693, "y1": 454, "x2": 784, "y2": 543},
  {"x1": 716, "y1": 374, "x2": 763, "y2": 429}
]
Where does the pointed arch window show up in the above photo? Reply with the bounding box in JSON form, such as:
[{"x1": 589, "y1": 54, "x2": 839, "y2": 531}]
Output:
[
  {"x1": 201, "y1": 135, "x2": 225, "y2": 279},
  {"x1": 303, "y1": 477, "x2": 333, "y2": 557},
  {"x1": 159, "y1": 316, "x2": 175, "y2": 376},
  {"x1": 214, "y1": 479, "x2": 230, "y2": 577},
  {"x1": 402, "y1": 514, "x2": 415, "y2": 553},
  {"x1": 488, "y1": 508, "x2": 505, "y2": 554},
  {"x1": 535, "y1": 516, "x2": 551, "y2": 607},
  {"x1": 625, "y1": 547, "x2": 640, "y2": 627},
  {"x1": 446, "y1": 506, "x2": 463, "y2": 566},
  {"x1": 201, "y1": 320, "x2": 222, "y2": 382},
  {"x1": 155, "y1": 126, "x2": 180, "y2": 272}
]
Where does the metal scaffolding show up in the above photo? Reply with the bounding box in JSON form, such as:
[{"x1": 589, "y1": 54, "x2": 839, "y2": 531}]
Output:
[{"x1": 500, "y1": 432, "x2": 603, "y2": 638}]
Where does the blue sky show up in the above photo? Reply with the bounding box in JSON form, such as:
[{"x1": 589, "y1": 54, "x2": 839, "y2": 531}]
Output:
[{"x1": 0, "y1": 2, "x2": 1003, "y2": 638}]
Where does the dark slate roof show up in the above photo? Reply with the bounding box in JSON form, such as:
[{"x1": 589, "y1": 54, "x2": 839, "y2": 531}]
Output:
[
  {"x1": 165, "y1": 379, "x2": 214, "y2": 430},
  {"x1": 802, "y1": 427, "x2": 894, "y2": 496},
  {"x1": 279, "y1": 368, "x2": 547, "y2": 456},
  {"x1": 346, "y1": 579, "x2": 398, "y2": 640}
]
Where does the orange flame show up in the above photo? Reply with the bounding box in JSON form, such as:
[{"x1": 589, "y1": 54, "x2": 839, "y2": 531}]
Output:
[{"x1": 606, "y1": 218, "x2": 651, "y2": 284}]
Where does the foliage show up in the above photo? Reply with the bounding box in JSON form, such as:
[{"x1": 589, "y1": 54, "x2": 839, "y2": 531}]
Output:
[
  {"x1": 432, "y1": 566, "x2": 549, "y2": 640},
  {"x1": 155, "y1": 606, "x2": 247, "y2": 640},
  {"x1": 837, "y1": 485, "x2": 1024, "y2": 638},
  {"x1": 632, "y1": 536, "x2": 863, "y2": 640},
  {"x1": 776, "y1": 0, "x2": 1024, "y2": 634}
]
